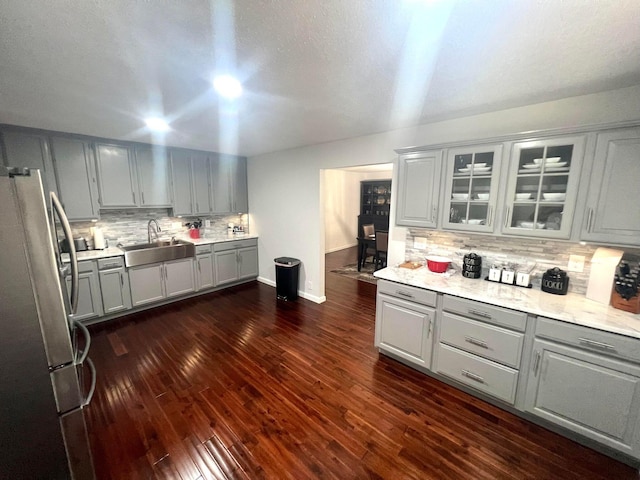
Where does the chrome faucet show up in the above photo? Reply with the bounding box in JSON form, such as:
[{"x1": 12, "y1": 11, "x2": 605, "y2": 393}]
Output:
[{"x1": 147, "y1": 219, "x2": 161, "y2": 244}]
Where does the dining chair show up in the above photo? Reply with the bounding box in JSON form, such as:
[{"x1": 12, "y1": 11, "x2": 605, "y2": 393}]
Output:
[
  {"x1": 361, "y1": 224, "x2": 376, "y2": 267},
  {"x1": 374, "y1": 230, "x2": 388, "y2": 270}
]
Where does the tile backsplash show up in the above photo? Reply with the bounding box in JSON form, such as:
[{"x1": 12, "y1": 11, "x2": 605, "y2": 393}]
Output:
[
  {"x1": 405, "y1": 229, "x2": 640, "y2": 295},
  {"x1": 68, "y1": 209, "x2": 249, "y2": 247}
]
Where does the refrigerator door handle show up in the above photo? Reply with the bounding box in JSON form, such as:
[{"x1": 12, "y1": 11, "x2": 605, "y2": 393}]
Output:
[
  {"x1": 50, "y1": 191, "x2": 79, "y2": 314},
  {"x1": 83, "y1": 357, "x2": 97, "y2": 407},
  {"x1": 73, "y1": 320, "x2": 91, "y2": 365}
]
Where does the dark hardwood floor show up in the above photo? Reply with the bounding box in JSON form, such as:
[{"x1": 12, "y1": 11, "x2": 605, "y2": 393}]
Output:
[{"x1": 86, "y1": 246, "x2": 636, "y2": 479}]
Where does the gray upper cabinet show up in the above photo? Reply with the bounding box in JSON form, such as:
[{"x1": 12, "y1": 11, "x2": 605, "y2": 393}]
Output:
[
  {"x1": 581, "y1": 128, "x2": 640, "y2": 246},
  {"x1": 212, "y1": 155, "x2": 248, "y2": 214},
  {"x1": 95, "y1": 143, "x2": 138, "y2": 208},
  {"x1": 50, "y1": 137, "x2": 99, "y2": 221},
  {"x1": 442, "y1": 144, "x2": 503, "y2": 233},
  {"x1": 170, "y1": 149, "x2": 194, "y2": 216},
  {"x1": 134, "y1": 145, "x2": 172, "y2": 207},
  {"x1": 396, "y1": 150, "x2": 443, "y2": 228},
  {"x1": 1, "y1": 130, "x2": 58, "y2": 198},
  {"x1": 502, "y1": 135, "x2": 585, "y2": 239},
  {"x1": 192, "y1": 153, "x2": 211, "y2": 215}
]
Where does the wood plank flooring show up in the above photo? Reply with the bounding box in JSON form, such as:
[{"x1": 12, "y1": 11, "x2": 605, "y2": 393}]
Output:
[{"x1": 86, "y1": 246, "x2": 637, "y2": 479}]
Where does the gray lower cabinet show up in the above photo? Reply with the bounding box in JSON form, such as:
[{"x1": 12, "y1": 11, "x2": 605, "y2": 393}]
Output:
[
  {"x1": 581, "y1": 127, "x2": 640, "y2": 246},
  {"x1": 525, "y1": 338, "x2": 640, "y2": 458},
  {"x1": 1, "y1": 130, "x2": 59, "y2": 198},
  {"x1": 164, "y1": 258, "x2": 195, "y2": 298},
  {"x1": 374, "y1": 280, "x2": 437, "y2": 369},
  {"x1": 396, "y1": 150, "x2": 443, "y2": 228},
  {"x1": 67, "y1": 260, "x2": 103, "y2": 322},
  {"x1": 195, "y1": 245, "x2": 214, "y2": 291},
  {"x1": 50, "y1": 137, "x2": 100, "y2": 221},
  {"x1": 129, "y1": 263, "x2": 165, "y2": 307},
  {"x1": 97, "y1": 257, "x2": 131, "y2": 314},
  {"x1": 213, "y1": 239, "x2": 258, "y2": 286},
  {"x1": 129, "y1": 258, "x2": 194, "y2": 306},
  {"x1": 433, "y1": 295, "x2": 526, "y2": 405}
]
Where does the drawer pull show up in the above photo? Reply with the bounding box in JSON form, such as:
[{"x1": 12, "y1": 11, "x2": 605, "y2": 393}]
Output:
[
  {"x1": 468, "y1": 308, "x2": 492, "y2": 319},
  {"x1": 578, "y1": 338, "x2": 616, "y2": 351},
  {"x1": 533, "y1": 350, "x2": 541, "y2": 376},
  {"x1": 464, "y1": 336, "x2": 488, "y2": 348},
  {"x1": 461, "y1": 370, "x2": 484, "y2": 384},
  {"x1": 396, "y1": 290, "x2": 414, "y2": 299}
]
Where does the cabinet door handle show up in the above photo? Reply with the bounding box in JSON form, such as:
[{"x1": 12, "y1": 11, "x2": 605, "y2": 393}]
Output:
[
  {"x1": 503, "y1": 207, "x2": 510, "y2": 228},
  {"x1": 468, "y1": 308, "x2": 492, "y2": 319},
  {"x1": 132, "y1": 192, "x2": 136, "y2": 204},
  {"x1": 533, "y1": 350, "x2": 541, "y2": 376},
  {"x1": 428, "y1": 317, "x2": 433, "y2": 338},
  {"x1": 487, "y1": 205, "x2": 493, "y2": 227},
  {"x1": 396, "y1": 290, "x2": 414, "y2": 299},
  {"x1": 586, "y1": 208, "x2": 594, "y2": 233},
  {"x1": 164, "y1": 265, "x2": 168, "y2": 279},
  {"x1": 464, "y1": 336, "x2": 488, "y2": 348},
  {"x1": 196, "y1": 203, "x2": 199, "y2": 212},
  {"x1": 141, "y1": 192, "x2": 145, "y2": 204},
  {"x1": 578, "y1": 337, "x2": 615, "y2": 351},
  {"x1": 432, "y1": 206, "x2": 437, "y2": 223},
  {"x1": 120, "y1": 273, "x2": 123, "y2": 286},
  {"x1": 198, "y1": 261, "x2": 201, "y2": 272},
  {"x1": 461, "y1": 370, "x2": 484, "y2": 384}
]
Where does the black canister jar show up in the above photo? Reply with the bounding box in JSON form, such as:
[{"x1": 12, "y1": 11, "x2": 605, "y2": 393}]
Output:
[{"x1": 541, "y1": 267, "x2": 569, "y2": 295}]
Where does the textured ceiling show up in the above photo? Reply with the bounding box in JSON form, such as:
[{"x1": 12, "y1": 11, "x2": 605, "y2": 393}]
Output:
[{"x1": 1, "y1": 0, "x2": 640, "y2": 157}]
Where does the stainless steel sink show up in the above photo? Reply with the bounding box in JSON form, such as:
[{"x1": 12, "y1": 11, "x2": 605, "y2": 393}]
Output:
[{"x1": 119, "y1": 239, "x2": 195, "y2": 267}]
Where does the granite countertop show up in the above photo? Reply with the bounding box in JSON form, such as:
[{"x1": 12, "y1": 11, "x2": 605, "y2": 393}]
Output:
[
  {"x1": 374, "y1": 266, "x2": 640, "y2": 340},
  {"x1": 63, "y1": 234, "x2": 258, "y2": 262}
]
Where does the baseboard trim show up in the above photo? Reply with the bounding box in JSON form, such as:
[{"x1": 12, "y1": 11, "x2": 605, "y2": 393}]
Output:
[
  {"x1": 325, "y1": 242, "x2": 358, "y2": 254},
  {"x1": 257, "y1": 276, "x2": 326, "y2": 304}
]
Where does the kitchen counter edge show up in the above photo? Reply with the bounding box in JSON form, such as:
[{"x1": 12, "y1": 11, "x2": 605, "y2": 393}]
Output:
[{"x1": 374, "y1": 266, "x2": 640, "y2": 340}]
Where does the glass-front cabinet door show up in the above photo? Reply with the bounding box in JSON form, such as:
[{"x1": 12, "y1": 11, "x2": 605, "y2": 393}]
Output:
[
  {"x1": 442, "y1": 144, "x2": 503, "y2": 233},
  {"x1": 503, "y1": 136, "x2": 585, "y2": 239}
]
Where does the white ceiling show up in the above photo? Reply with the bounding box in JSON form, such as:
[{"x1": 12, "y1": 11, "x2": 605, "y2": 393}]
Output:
[{"x1": 1, "y1": 0, "x2": 640, "y2": 157}]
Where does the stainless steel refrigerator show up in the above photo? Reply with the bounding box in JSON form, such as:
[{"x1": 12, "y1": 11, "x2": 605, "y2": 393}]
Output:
[{"x1": 0, "y1": 166, "x2": 96, "y2": 479}]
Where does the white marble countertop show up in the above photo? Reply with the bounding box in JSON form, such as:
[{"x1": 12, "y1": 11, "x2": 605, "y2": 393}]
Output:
[
  {"x1": 374, "y1": 266, "x2": 640, "y2": 340},
  {"x1": 64, "y1": 234, "x2": 258, "y2": 262}
]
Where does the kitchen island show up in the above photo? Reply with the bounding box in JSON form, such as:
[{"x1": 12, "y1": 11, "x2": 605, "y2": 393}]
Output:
[{"x1": 374, "y1": 265, "x2": 640, "y2": 466}]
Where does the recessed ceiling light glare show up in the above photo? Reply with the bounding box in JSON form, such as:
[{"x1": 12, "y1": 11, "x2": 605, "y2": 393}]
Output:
[
  {"x1": 145, "y1": 117, "x2": 170, "y2": 132},
  {"x1": 213, "y1": 75, "x2": 243, "y2": 99}
]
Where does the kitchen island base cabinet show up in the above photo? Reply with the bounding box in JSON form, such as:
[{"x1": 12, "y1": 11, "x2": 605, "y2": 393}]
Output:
[{"x1": 525, "y1": 339, "x2": 640, "y2": 458}]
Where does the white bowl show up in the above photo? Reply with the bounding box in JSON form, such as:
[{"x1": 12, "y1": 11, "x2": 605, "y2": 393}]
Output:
[
  {"x1": 476, "y1": 193, "x2": 489, "y2": 200},
  {"x1": 542, "y1": 193, "x2": 566, "y2": 201},
  {"x1": 452, "y1": 193, "x2": 469, "y2": 200},
  {"x1": 515, "y1": 193, "x2": 532, "y2": 200},
  {"x1": 472, "y1": 163, "x2": 487, "y2": 168},
  {"x1": 518, "y1": 221, "x2": 546, "y2": 229}
]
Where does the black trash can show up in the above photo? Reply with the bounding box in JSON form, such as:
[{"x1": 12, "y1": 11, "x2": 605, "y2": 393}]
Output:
[{"x1": 274, "y1": 257, "x2": 301, "y2": 301}]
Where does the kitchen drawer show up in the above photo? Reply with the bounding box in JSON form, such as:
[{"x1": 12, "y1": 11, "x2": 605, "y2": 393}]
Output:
[
  {"x1": 195, "y1": 244, "x2": 212, "y2": 254},
  {"x1": 442, "y1": 295, "x2": 527, "y2": 332},
  {"x1": 377, "y1": 279, "x2": 437, "y2": 307},
  {"x1": 97, "y1": 257, "x2": 125, "y2": 270},
  {"x1": 536, "y1": 317, "x2": 640, "y2": 364},
  {"x1": 77, "y1": 260, "x2": 97, "y2": 274},
  {"x1": 434, "y1": 343, "x2": 519, "y2": 404},
  {"x1": 440, "y1": 312, "x2": 524, "y2": 368},
  {"x1": 213, "y1": 238, "x2": 258, "y2": 252}
]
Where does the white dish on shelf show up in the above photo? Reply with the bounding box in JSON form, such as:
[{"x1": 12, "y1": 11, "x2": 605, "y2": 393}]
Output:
[
  {"x1": 517, "y1": 221, "x2": 546, "y2": 229},
  {"x1": 515, "y1": 193, "x2": 532, "y2": 200},
  {"x1": 471, "y1": 163, "x2": 487, "y2": 168},
  {"x1": 522, "y1": 163, "x2": 541, "y2": 170},
  {"x1": 452, "y1": 193, "x2": 469, "y2": 200},
  {"x1": 542, "y1": 193, "x2": 566, "y2": 201},
  {"x1": 461, "y1": 219, "x2": 485, "y2": 225},
  {"x1": 533, "y1": 157, "x2": 562, "y2": 164},
  {"x1": 476, "y1": 193, "x2": 490, "y2": 200}
]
